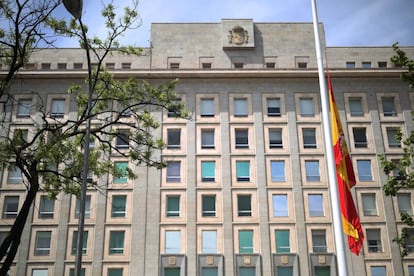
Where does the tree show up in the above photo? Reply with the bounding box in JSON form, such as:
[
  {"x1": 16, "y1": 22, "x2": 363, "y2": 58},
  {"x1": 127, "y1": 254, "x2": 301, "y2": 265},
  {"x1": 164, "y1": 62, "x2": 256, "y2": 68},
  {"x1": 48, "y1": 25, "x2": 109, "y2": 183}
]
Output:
[
  {"x1": 0, "y1": 1, "x2": 187, "y2": 273},
  {"x1": 379, "y1": 43, "x2": 414, "y2": 257}
]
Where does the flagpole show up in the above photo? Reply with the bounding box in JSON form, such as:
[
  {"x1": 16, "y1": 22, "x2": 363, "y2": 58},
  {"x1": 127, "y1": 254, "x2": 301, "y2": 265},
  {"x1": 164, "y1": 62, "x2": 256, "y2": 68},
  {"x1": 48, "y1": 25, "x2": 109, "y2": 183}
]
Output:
[{"x1": 310, "y1": 0, "x2": 349, "y2": 275}]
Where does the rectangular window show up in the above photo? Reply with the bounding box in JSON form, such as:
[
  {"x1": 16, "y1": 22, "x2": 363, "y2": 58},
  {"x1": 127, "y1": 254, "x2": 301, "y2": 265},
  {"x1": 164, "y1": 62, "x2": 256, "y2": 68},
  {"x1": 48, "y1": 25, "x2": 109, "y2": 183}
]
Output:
[
  {"x1": 170, "y1": 63, "x2": 180, "y2": 69},
  {"x1": 109, "y1": 230, "x2": 125, "y2": 254},
  {"x1": 397, "y1": 193, "x2": 413, "y2": 215},
  {"x1": 202, "y1": 63, "x2": 212, "y2": 69},
  {"x1": 167, "y1": 98, "x2": 182, "y2": 118},
  {"x1": 272, "y1": 194, "x2": 288, "y2": 217},
  {"x1": 166, "y1": 161, "x2": 181, "y2": 182},
  {"x1": 17, "y1": 99, "x2": 32, "y2": 117},
  {"x1": 50, "y1": 99, "x2": 65, "y2": 117},
  {"x1": 34, "y1": 231, "x2": 51, "y2": 255},
  {"x1": 266, "y1": 62, "x2": 276, "y2": 69},
  {"x1": 202, "y1": 195, "x2": 216, "y2": 217},
  {"x1": 386, "y1": 127, "x2": 401, "y2": 148},
  {"x1": 32, "y1": 269, "x2": 49, "y2": 276},
  {"x1": 303, "y1": 128, "x2": 317, "y2": 148},
  {"x1": 267, "y1": 98, "x2": 281, "y2": 116},
  {"x1": 271, "y1": 161, "x2": 285, "y2": 182},
  {"x1": 39, "y1": 195, "x2": 55, "y2": 218},
  {"x1": 201, "y1": 129, "x2": 215, "y2": 149},
  {"x1": 353, "y1": 128, "x2": 367, "y2": 148},
  {"x1": 276, "y1": 267, "x2": 293, "y2": 276},
  {"x1": 299, "y1": 98, "x2": 314, "y2": 117},
  {"x1": 367, "y1": 229, "x2": 382, "y2": 252},
  {"x1": 305, "y1": 160, "x2": 320, "y2": 181},
  {"x1": 69, "y1": 268, "x2": 86, "y2": 276},
  {"x1": 2, "y1": 196, "x2": 19, "y2": 218},
  {"x1": 167, "y1": 129, "x2": 181, "y2": 149},
  {"x1": 75, "y1": 195, "x2": 91, "y2": 219},
  {"x1": 165, "y1": 230, "x2": 180, "y2": 253},
  {"x1": 7, "y1": 166, "x2": 22, "y2": 184},
  {"x1": 166, "y1": 195, "x2": 180, "y2": 217},
  {"x1": 202, "y1": 230, "x2": 217, "y2": 253},
  {"x1": 108, "y1": 268, "x2": 123, "y2": 276},
  {"x1": 346, "y1": 62, "x2": 356, "y2": 69},
  {"x1": 382, "y1": 97, "x2": 396, "y2": 116},
  {"x1": 298, "y1": 62, "x2": 307, "y2": 68},
  {"x1": 405, "y1": 228, "x2": 414, "y2": 253},
  {"x1": 116, "y1": 130, "x2": 129, "y2": 149},
  {"x1": 349, "y1": 97, "x2": 363, "y2": 116},
  {"x1": 201, "y1": 267, "x2": 218, "y2": 276},
  {"x1": 58, "y1": 63, "x2": 67, "y2": 70},
  {"x1": 165, "y1": 268, "x2": 180, "y2": 276},
  {"x1": 362, "y1": 62, "x2": 371, "y2": 68},
  {"x1": 71, "y1": 230, "x2": 88, "y2": 255},
  {"x1": 239, "y1": 268, "x2": 255, "y2": 276},
  {"x1": 275, "y1": 230, "x2": 290, "y2": 253},
  {"x1": 312, "y1": 230, "x2": 327, "y2": 253},
  {"x1": 236, "y1": 161, "x2": 250, "y2": 182},
  {"x1": 370, "y1": 266, "x2": 386, "y2": 276},
  {"x1": 357, "y1": 160, "x2": 373, "y2": 181},
  {"x1": 111, "y1": 195, "x2": 127, "y2": 218},
  {"x1": 314, "y1": 267, "x2": 330, "y2": 276},
  {"x1": 239, "y1": 230, "x2": 253, "y2": 253},
  {"x1": 269, "y1": 128, "x2": 283, "y2": 148},
  {"x1": 237, "y1": 195, "x2": 252, "y2": 217},
  {"x1": 361, "y1": 193, "x2": 377, "y2": 216},
  {"x1": 234, "y1": 62, "x2": 244, "y2": 69},
  {"x1": 235, "y1": 129, "x2": 249, "y2": 148},
  {"x1": 409, "y1": 266, "x2": 414, "y2": 276},
  {"x1": 201, "y1": 98, "x2": 215, "y2": 117},
  {"x1": 378, "y1": 61, "x2": 387, "y2": 68},
  {"x1": 234, "y1": 98, "x2": 248, "y2": 117},
  {"x1": 308, "y1": 194, "x2": 324, "y2": 217},
  {"x1": 201, "y1": 161, "x2": 215, "y2": 182},
  {"x1": 113, "y1": 162, "x2": 128, "y2": 183}
]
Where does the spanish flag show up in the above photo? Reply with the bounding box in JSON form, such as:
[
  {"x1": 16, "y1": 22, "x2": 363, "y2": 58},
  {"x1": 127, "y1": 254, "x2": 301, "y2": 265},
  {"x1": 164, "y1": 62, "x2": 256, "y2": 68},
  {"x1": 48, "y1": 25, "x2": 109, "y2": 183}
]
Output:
[{"x1": 328, "y1": 73, "x2": 364, "y2": 255}]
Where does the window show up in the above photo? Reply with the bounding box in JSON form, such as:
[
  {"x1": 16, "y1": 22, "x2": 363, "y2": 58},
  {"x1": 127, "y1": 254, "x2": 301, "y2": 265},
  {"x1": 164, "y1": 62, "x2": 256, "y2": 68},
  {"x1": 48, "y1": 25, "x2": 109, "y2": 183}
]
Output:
[
  {"x1": 397, "y1": 193, "x2": 413, "y2": 215},
  {"x1": 113, "y1": 162, "x2": 128, "y2": 183},
  {"x1": 50, "y1": 99, "x2": 65, "y2": 117},
  {"x1": 58, "y1": 63, "x2": 67, "y2": 69},
  {"x1": 166, "y1": 161, "x2": 181, "y2": 182},
  {"x1": 386, "y1": 127, "x2": 401, "y2": 148},
  {"x1": 236, "y1": 161, "x2": 250, "y2": 182},
  {"x1": 362, "y1": 62, "x2": 371, "y2": 68},
  {"x1": 200, "y1": 98, "x2": 215, "y2": 117},
  {"x1": 266, "y1": 62, "x2": 275, "y2": 69},
  {"x1": 39, "y1": 195, "x2": 55, "y2": 218},
  {"x1": 267, "y1": 98, "x2": 281, "y2": 116},
  {"x1": 237, "y1": 195, "x2": 252, "y2": 217},
  {"x1": 303, "y1": 128, "x2": 317, "y2": 148},
  {"x1": 378, "y1": 61, "x2": 387, "y2": 68},
  {"x1": 382, "y1": 97, "x2": 396, "y2": 116},
  {"x1": 315, "y1": 267, "x2": 330, "y2": 276},
  {"x1": 239, "y1": 230, "x2": 253, "y2": 253},
  {"x1": 74, "y1": 63, "x2": 83, "y2": 69},
  {"x1": 361, "y1": 193, "x2": 377, "y2": 216},
  {"x1": 367, "y1": 229, "x2": 382, "y2": 252},
  {"x1": 349, "y1": 97, "x2": 363, "y2": 116},
  {"x1": 201, "y1": 161, "x2": 215, "y2": 182},
  {"x1": 202, "y1": 62, "x2": 212, "y2": 69},
  {"x1": 17, "y1": 99, "x2": 32, "y2": 117},
  {"x1": 353, "y1": 128, "x2": 367, "y2": 148},
  {"x1": 201, "y1": 129, "x2": 215, "y2": 149},
  {"x1": 202, "y1": 195, "x2": 216, "y2": 217},
  {"x1": 167, "y1": 129, "x2": 181, "y2": 149},
  {"x1": 305, "y1": 160, "x2": 320, "y2": 181},
  {"x1": 69, "y1": 268, "x2": 86, "y2": 276},
  {"x1": 271, "y1": 161, "x2": 285, "y2": 182},
  {"x1": 109, "y1": 230, "x2": 125, "y2": 254},
  {"x1": 234, "y1": 62, "x2": 244, "y2": 69},
  {"x1": 165, "y1": 230, "x2": 180, "y2": 253},
  {"x1": 370, "y1": 266, "x2": 386, "y2": 276},
  {"x1": 235, "y1": 129, "x2": 249, "y2": 148},
  {"x1": 121, "y1": 62, "x2": 131, "y2": 69},
  {"x1": 115, "y1": 130, "x2": 129, "y2": 149},
  {"x1": 239, "y1": 268, "x2": 255, "y2": 276},
  {"x1": 272, "y1": 194, "x2": 288, "y2": 217},
  {"x1": 357, "y1": 160, "x2": 373, "y2": 181},
  {"x1": 275, "y1": 230, "x2": 290, "y2": 253},
  {"x1": 297, "y1": 62, "x2": 307, "y2": 68},
  {"x1": 269, "y1": 128, "x2": 283, "y2": 148},
  {"x1": 170, "y1": 63, "x2": 180, "y2": 69},
  {"x1": 167, "y1": 98, "x2": 182, "y2": 118},
  {"x1": 71, "y1": 231, "x2": 88, "y2": 255},
  {"x1": 166, "y1": 196, "x2": 180, "y2": 217},
  {"x1": 308, "y1": 194, "x2": 324, "y2": 217},
  {"x1": 7, "y1": 166, "x2": 22, "y2": 184},
  {"x1": 165, "y1": 268, "x2": 180, "y2": 276},
  {"x1": 405, "y1": 228, "x2": 414, "y2": 253},
  {"x1": 346, "y1": 62, "x2": 355, "y2": 69},
  {"x1": 105, "y1": 62, "x2": 115, "y2": 69},
  {"x1": 202, "y1": 230, "x2": 217, "y2": 253},
  {"x1": 202, "y1": 267, "x2": 218, "y2": 276},
  {"x1": 34, "y1": 231, "x2": 51, "y2": 255},
  {"x1": 111, "y1": 195, "x2": 127, "y2": 218},
  {"x1": 3, "y1": 196, "x2": 19, "y2": 218},
  {"x1": 108, "y1": 268, "x2": 123, "y2": 276},
  {"x1": 75, "y1": 195, "x2": 91, "y2": 219},
  {"x1": 234, "y1": 98, "x2": 248, "y2": 117},
  {"x1": 276, "y1": 267, "x2": 293, "y2": 276},
  {"x1": 32, "y1": 269, "x2": 48, "y2": 276},
  {"x1": 299, "y1": 98, "x2": 314, "y2": 117},
  {"x1": 312, "y1": 230, "x2": 327, "y2": 253}
]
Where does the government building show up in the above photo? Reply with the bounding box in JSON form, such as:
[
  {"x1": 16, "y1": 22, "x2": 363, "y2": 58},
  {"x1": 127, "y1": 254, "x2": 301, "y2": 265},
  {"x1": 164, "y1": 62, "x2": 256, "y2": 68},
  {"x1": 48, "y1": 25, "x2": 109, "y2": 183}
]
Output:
[{"x1": 1, "y1": 19, "x2": 414, "y2": 276}]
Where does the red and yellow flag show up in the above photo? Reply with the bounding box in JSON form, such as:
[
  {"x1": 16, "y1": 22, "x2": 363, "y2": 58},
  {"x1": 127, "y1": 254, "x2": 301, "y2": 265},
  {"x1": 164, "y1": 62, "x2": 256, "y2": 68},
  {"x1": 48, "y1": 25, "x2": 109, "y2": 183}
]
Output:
[{"x1": 328, "y1": 73, "x2": 364, "y2": 255}]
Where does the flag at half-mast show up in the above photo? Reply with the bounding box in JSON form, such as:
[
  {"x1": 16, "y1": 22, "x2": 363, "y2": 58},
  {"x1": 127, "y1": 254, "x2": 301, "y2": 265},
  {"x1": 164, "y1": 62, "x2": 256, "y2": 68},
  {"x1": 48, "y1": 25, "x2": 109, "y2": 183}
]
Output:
[{"x1": 328, "y1": 73, "x2": 364, "y2": 255}]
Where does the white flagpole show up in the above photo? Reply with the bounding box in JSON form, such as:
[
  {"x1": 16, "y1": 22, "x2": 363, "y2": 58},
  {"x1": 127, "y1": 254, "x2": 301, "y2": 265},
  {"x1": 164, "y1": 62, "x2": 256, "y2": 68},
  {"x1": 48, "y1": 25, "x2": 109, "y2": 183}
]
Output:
[{"x1": 310, "y1": 0, "x2": 349, "y2": 275}]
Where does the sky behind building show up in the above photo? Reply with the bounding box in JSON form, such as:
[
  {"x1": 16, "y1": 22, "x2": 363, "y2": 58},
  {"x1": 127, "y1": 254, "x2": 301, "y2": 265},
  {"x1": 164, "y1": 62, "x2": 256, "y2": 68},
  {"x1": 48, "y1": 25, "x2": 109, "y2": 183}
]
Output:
[{"x1": 53, "y1": 0, "x2": 414, "y2": 48}]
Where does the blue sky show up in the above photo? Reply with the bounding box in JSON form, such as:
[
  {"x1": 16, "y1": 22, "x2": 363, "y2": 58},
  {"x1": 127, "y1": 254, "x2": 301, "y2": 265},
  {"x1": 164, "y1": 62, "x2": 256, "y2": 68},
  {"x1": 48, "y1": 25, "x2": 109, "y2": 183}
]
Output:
[{"x1": 54, "y1": 0, "x2": 414, "y2": 47}]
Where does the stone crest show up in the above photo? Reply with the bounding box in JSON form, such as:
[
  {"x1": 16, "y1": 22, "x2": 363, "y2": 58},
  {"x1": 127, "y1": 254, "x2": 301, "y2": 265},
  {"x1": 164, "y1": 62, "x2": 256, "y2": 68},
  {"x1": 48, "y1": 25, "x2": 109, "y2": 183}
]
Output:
[{"x1": 228, "y1": 26, "x2": 249, "y2": 45}]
